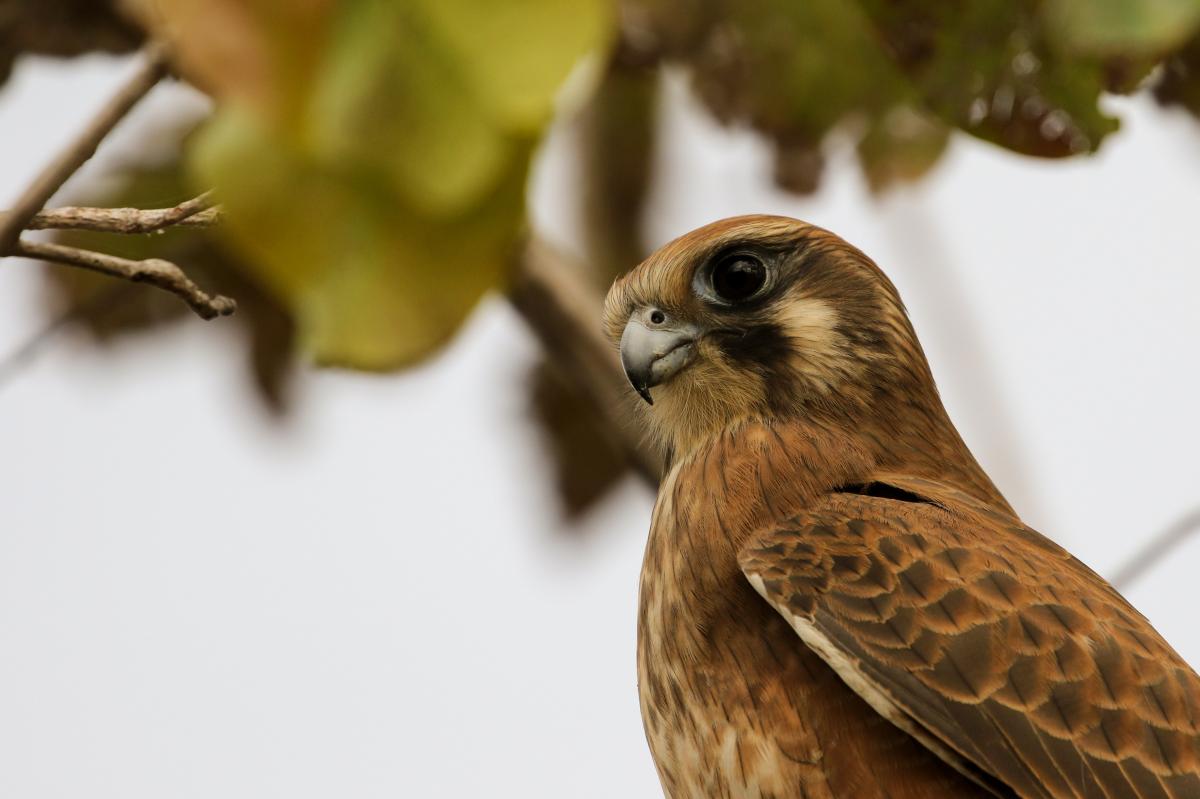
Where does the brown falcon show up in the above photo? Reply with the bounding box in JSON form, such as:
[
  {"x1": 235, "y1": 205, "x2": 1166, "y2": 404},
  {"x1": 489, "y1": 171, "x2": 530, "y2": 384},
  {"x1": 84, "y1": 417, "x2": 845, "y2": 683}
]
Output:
[{"x1": 603, "y1": 215, "x2": 1200, "y2": 798}]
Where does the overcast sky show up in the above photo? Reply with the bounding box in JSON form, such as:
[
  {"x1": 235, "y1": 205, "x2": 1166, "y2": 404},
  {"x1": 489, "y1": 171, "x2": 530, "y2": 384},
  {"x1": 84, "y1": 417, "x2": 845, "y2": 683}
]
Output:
[{"x1": 1, "y1": 54, "x2": 1198, "y2": 798}]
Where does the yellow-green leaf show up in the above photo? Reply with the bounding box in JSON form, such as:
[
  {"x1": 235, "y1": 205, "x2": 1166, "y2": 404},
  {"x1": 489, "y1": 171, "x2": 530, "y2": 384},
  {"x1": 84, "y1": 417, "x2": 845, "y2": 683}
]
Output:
[
  {"x1": 415, "y1": 0, "x2": 613, "y2": 131},
  {"x1": 857, "y1": 106, "x2": 951, "y2": 193},
  {"x1": 137, "y1": 0, "x2": 613, "y2": 369},
  {"x1": 307, "y1": 1, "x2": 513, "y2": 216},
  {"x1": 1044, "y1": 0, "x2": 1200, "y2": 56},
  {"x1": 192, "y1": 108, "x2": 527, "y2": 370}
]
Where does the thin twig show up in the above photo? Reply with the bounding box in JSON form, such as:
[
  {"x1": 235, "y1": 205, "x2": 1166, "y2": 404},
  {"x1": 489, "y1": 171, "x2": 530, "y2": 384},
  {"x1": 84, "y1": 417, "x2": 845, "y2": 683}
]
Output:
[
  {"x1": 510, "y1": 237, "x2": 663, "y2": 485},
  {"x1": 11, "y1": 239, "x2": 235, "y2": 320},
  {"x1": 1, "y1": 196, "x2": 233, "y2": 316},
  {"x1": 0, "y1": 42, "x2": 169, "y2": 254},
  {"x1": 1111, "y1": 506, "x2": 1200, "y2": 589},
  {"x1": 14, "y1": 193, "x2": 222, "y2": 234},
  {"x1": 0, "y1": 45, "x2": 235, "y2": 322}
]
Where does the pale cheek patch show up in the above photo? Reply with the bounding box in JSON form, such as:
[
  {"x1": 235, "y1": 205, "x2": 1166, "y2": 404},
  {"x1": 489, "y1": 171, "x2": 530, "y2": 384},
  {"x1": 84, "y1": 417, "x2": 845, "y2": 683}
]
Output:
[
  {"x1": 774, "y1": 295, "x2": 864, "y2": 394},
  {"x1": 775, "y1": 296, "x2": 839, "y2": 350}
]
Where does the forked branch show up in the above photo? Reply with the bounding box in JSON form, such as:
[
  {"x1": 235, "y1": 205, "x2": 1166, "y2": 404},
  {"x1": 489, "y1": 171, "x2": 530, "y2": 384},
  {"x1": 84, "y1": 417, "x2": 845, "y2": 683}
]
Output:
[
  {"x1": 0, "y1": 43, "x2": 235, "y2": 319},
  {"x1": 0, "y1": 43, "x2": 170, "y2": 253},
  {"x1": 11, "y1": 238, "x2": 234, "y2": 320}
]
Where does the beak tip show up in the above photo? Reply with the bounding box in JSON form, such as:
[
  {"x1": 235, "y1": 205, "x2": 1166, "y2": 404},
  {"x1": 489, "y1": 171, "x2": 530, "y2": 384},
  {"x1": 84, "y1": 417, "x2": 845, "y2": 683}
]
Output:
[{"x1": 620, "y1": 311, "x2": 698, "y2": 407}]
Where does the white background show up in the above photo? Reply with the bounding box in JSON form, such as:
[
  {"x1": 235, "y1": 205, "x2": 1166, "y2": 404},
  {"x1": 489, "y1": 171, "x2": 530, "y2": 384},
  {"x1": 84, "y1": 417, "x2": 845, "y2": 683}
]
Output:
[{"x1": 1, "y1": 54, "x2": 1198, "y2": 797}]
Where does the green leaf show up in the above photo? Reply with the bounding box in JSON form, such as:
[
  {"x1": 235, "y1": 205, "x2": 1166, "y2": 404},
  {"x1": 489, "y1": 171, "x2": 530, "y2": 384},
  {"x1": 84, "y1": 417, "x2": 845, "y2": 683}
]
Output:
[
  {"x1": 308, "y1": 2, "x2": 513, "y2": 216},
  {"x1": 192, "y1": 108, "x2": 528, "y2": 369},
  {"x1": 629, "y1": 0, "x2": 1175, "y2": 190},
  {"x1": 857, "y1": 106, "x2": 951, "y2": 192},
  {"x1": 415, "y1": 0, "x2": 613, "y2": 131},
  {"x1": 858, "y1": 1, "x2": 1119, "y2": 157},
  {"x1": 659, "y1": 0, "x2": 912, "y2": 193},
  {"x1": 691, "y1": 0, "x2": 906, "y2": 144},
  {"x1": 1043, "y1": 0, "x2": 1200, "y2": 55},
  {"x1": 138, "y1": 0, "x2": 612, "y2": 369}
]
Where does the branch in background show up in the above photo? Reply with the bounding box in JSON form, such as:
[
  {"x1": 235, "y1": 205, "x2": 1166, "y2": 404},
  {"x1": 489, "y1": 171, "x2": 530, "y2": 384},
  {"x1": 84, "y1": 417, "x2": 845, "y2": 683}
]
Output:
[
  {"x1": 17, "y1": 192, "x2": 222, "y2": 233},
  {"x1": 510, "y1": 237, "x2": 663, "y2": 486},
  {"x1": 0, "y1": 43, "x2": 169, "y2": 253},
  {"x1": 0, "y1": 44, "x2": 235, "y2": 320},
  {"x1": 1111, "y1": 506, "x2": 1200, "y2": 589},
  {"x1": 3, "y1": 194, "x2": 233, "y2": 318},
  {"x1": 11, "y1": 239, "x2": 234, "y2": 320}
]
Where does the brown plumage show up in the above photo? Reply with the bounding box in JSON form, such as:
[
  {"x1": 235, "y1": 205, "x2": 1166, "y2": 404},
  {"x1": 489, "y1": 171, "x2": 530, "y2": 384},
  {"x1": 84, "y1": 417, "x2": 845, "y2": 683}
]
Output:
[{"x1": 603, "y1": 215, "x2": 1200, "y2": 798}]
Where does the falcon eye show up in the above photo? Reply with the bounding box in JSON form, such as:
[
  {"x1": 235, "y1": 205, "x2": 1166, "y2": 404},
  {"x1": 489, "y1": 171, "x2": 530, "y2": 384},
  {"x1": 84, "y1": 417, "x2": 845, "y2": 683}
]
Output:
[{"x1": 711, "y1": 254, "x2": 767, "y2": 303}]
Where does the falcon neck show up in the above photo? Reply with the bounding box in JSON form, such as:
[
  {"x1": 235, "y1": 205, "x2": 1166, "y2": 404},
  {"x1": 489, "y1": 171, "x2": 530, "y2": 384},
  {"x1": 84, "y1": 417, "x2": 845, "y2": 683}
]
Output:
[
  {"x1": 844, "y1": 379, "x2": 1014, "y2": 515},
  {"x1": 666, "y1": 397, "x2": 1012, "y2": 549},
  {"x1": 648, "y1": 412, "x2": 1006, "y2": 655}
]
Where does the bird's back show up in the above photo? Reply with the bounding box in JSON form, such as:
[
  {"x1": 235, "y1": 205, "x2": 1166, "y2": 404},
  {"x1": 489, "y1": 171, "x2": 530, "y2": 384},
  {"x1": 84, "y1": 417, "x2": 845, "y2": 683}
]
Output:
[{"x1": 636, "y1": 423, "x2": 998, "y2": 798}]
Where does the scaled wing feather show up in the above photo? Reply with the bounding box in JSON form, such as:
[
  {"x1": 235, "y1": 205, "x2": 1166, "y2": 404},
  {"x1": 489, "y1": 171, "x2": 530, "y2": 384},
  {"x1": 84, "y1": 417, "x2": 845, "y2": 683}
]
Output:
[{"x1": 739, "y1": 479, "x2": 1200, "y2": 799}]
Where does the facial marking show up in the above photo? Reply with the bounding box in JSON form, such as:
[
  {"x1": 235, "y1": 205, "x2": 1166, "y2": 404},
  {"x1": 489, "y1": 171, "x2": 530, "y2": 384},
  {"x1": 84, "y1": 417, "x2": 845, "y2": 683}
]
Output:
[
  {"x1": 774, "y1": 295, "x2": 863, "y2": 394},
  {"x1": 604, "y1": 215, "x2": 922, "y2": 460}
]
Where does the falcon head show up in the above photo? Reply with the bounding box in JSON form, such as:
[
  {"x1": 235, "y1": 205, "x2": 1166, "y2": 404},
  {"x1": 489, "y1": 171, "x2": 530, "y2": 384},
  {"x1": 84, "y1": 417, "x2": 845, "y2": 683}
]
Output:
[{"x1": 603, "y1": 215, "x2": 933, "y2": 457}]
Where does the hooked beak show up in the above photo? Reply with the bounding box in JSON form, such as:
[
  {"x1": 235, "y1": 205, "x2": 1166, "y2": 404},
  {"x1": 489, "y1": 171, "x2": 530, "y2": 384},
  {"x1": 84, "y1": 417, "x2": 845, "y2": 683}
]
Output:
[{"x1": 619, "y1": 308, "x2": 700, "y2": 405}]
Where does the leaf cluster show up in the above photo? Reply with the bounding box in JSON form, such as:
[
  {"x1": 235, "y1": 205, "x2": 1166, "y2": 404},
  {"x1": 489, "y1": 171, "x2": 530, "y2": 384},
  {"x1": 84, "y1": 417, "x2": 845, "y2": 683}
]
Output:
[{"x1": 8, "y1": 0, "x2": 1200, "y2": 512}]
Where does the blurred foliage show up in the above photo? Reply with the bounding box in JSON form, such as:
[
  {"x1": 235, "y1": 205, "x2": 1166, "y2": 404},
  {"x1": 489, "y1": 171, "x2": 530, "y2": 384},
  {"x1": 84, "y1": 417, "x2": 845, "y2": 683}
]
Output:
[
  {"x1": 531, "y1": 361, "x2": 630, "y2": 517},
  {"x1": 43, "y1": 132, "x2": 297, "y2": 412},
  {"x1": 1044, "y1": 0, "x2": 1200, "y2": 55},
  {"x1": 0, "y1": 0, "x2": 143, "y2": 85},
  {"x1": 123, "y1": 0, "x2": 613, "y2": 370},
  {"x1": 1155, "y1": 32, "x2": 1200, "y2": 117},
  {"x1": 7, "y1": 0, "x2": 1200, "y2": 511},
  {"x1": 627, "y1": 0, "x2": 1166, "y2": 189}
]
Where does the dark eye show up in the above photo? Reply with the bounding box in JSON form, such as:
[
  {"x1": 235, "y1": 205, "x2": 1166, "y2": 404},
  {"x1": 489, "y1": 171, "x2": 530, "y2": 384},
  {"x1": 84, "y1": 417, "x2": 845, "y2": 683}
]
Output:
[{"x1": 711, "y1": 254, "x2": 766, "y2": 303}]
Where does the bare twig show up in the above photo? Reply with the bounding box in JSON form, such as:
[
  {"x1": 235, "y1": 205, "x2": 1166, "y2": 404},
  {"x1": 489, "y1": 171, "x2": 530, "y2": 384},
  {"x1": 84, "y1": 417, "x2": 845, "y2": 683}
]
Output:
[
  {"x1": 0, "y1": 42, "x2": 169, "y2": 254},
  {"x1": 2, "y1": 196, "x2": 233, "y2": 318},
  {"x1": 1111, "y1": 506, "x2": 1200, "y2": 589},
  {"x1": 10, "y1": 239, "x2": 235, "y2": 320},
  {"x1": 14, "y1": 192, "x2": 222, "y2": 234},
  {"x1": 0, "y1": 44, "x2": 235, "y2": 321},
  {"x1": 510, "y1": 237, "x2": 663, "y2": 485}
]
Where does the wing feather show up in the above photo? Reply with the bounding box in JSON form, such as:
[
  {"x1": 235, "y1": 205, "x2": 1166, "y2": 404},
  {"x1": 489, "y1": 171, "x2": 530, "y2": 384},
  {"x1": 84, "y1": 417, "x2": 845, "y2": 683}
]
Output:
[{"x1": 739, "y1": 479, "x2": 1200, "y2": 799}]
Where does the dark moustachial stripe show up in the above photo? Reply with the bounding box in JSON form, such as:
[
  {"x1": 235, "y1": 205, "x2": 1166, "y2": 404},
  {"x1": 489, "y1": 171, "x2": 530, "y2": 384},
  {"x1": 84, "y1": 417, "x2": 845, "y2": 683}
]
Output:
[
  {"x1": 712, "y1": 321, "x2": 799, "y2": 413},
  {"x1": 715, "y1": 321, "x2": 790, "y2": 368}
]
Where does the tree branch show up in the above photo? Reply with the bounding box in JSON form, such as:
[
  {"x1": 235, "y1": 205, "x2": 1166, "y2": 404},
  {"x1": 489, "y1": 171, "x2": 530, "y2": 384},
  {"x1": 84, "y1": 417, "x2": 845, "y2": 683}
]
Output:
[
  {"x1": 2, "y1": 194, "x2": 234, "y2": 318},
  {"x1": 15, "y1": 192, "x2": 222, "y2": 233},
  {"x1": 1111, "y1": 506, "x2": 1200, "y2": 589},
  {"x1": 510, "y1": 237, "x2": 663, "y2": 486},
  {"x1": 0, "y1": 44, "x2": 235, "y2": 320},
  {"x1": 0, "y1": 42, "x2": 169, "y2": 254},
  {"x1": 10, "y1": 239, "x2": 235, "y2": 320}
]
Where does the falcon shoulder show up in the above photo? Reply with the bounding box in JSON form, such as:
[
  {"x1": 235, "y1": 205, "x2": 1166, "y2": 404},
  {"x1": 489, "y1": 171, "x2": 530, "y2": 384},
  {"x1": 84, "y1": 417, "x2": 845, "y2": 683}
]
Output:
[{"x1": 738, "y1": 476, "x2": 1200, "y2": 799}]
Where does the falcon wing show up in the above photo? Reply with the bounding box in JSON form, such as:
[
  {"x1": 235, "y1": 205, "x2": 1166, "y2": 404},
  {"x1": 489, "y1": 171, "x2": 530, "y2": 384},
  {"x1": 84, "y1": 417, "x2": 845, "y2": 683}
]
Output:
[{"x1": 738, "y1": 477, "x2": 1200, "y2": 799}]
